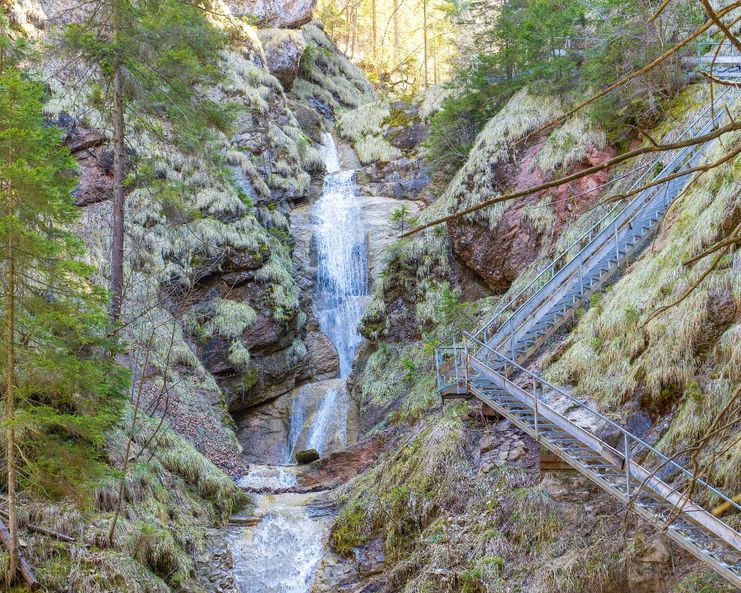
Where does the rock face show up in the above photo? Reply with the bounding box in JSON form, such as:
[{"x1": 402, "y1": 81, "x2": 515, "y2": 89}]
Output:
[
  {"x1": 235, "y1": 378, "x2": 352, "y2": 464},
  {"x1": 450, "y1": 142, "x2": 613, "y2": 293},
  {"x1": 359, "y1": 194, "x2": 422, "y2": 285},
  {"x1": 449, "y1": 206, "x2": 542, "y2": 293},
  {"x1": 257, "y1": 28, "x2": 305, "y2": 90},
  {"x1": 305, "y1": 331, "x2": 340, "y2": 379},
  {"x1": 226, "y1": 0, "x2": 316, "y2": 28},
  {"x1": 356, "y1": 156, "x2": 432, "y2": 203}
]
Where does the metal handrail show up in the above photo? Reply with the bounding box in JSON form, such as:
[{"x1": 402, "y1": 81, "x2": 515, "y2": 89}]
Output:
[
  {"x1": 464, "y1": 332, "x2": 741, "y2": 515},
  {"x1": 470, "y1": 77, "x2": 741, "y2": 347}
]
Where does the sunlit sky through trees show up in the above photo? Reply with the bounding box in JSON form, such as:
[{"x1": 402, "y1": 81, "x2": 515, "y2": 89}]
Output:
[{"x1": 317, "y1": 0, "x2": 461, "y2": 93}]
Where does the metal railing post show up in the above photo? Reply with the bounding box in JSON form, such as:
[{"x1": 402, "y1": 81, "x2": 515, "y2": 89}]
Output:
[
  {"x1": 463, "y1": 334, "x2": 469, "y2": 389},
  {"x1": 614, "y1": 220, "x2": 619, "y2": 262},
  {"x1": 625, "y1": 435, "x2": 632, "y2": 498},
  {"x1": 435, "y1": 348, "x2": 441, "y2": 390},
  {"x1": 510, "y1": 325, "x2": 515, "y2": 372},
  {"x1": 579, "y1": 256, "x2": 584, "y2": 297},
  {"x1": 533, "y1": 375, "x2": 539, "y2": 439},
  {"x1": 453, "y1": 336, "x2": 459, "y2": 383}
]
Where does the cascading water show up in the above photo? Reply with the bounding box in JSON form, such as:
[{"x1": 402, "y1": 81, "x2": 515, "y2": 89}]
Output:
[
  {"x1": 231, "y1": 467, "x2": 329, "y2": 593},
  {"x1": 313, "y1": 132, "x2": 369, "y2": 378},
  {"x1": 230, "y1": 132, "x2": 371, "y2": 593},
  {"x1": 284, "y1": 133, "x2": 368, "y2": 459}
]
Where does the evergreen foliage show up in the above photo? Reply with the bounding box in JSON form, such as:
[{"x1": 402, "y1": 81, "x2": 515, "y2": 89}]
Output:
[
  {"x1": 62, "y1": 0, "x2": 232, "y2": 151},
  {"x1": 426, "y1": 0, "x2": 704, "y2": 179},
  {"x1": 61, "y1": 0, "x2": 234, "y2": 321},
  {"x1": 0, "y1": 50, "x2": 128, "y2": 587}
]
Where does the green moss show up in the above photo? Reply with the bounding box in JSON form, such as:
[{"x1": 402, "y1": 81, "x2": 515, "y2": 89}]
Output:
[
  {"x1": 332, "y1": 500, "x2": 372, "y2": 555},
  {"x1": 674, "y1": 572, "x2": 736, "y2": 593}
]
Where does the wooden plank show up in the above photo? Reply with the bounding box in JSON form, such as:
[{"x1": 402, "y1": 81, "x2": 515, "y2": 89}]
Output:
[{"x1": 540, "y1": 454, "x2": 573, "y2": 471}]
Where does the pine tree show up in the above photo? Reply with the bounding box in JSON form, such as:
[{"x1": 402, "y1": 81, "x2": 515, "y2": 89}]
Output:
[
  {"x1": 0, "y1": 44, "x2": 128, "y2": 587},
  {"x1": 62, "y1": 0, "x2": 230, "y2": 323}
]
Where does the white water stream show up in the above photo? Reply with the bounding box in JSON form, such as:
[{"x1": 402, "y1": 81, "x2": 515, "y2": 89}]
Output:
[
  {"x1": 231, "y1": 467, "x2": 330, "y2": 593},
  {"x1": 313, "y1": 133, "x2": 370, "y2": 378},
  {"x1": 229, "y1": 133, "x2": 369, "y2": 593}
]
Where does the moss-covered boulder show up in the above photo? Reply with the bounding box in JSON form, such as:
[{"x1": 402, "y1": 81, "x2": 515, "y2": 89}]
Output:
[
  {"x1": 258, "y1": 29, "x2": 306, "y2": 91},
  {"x1": 296, "y1": 448, "x2": 320, "y2": 463},
  {"x1": 226, "y1": 0, "x2": 316, "y2": 29}
]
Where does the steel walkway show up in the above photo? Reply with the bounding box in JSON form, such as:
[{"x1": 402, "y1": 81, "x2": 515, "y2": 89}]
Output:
[{"x1": 434, "y1": 76, "x2": 741, "y2": 587}]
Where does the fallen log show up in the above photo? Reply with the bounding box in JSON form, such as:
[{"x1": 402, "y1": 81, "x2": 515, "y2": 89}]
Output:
[
  {"x1": 0, "y1": 509, "x2": 76, "y2": 543},
  {"x1": 0, "y1": 519, "x2": 41, "y2": 591}
]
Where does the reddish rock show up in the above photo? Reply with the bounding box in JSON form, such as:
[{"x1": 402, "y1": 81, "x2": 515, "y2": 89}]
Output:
[
  {"x1": 296, "y1": 436, "x2": 383, "y2": 489},
  {"x1": 449, "y1": 206, "x2": 542, "y2": 293},
  {"x1": 449, "y1": 141, "x2": 614, "y2": 294}
]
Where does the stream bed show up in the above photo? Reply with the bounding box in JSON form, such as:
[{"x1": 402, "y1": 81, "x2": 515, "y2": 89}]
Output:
[{"x1": 228, "y1": 133, "x2": 369, "y2": 592}]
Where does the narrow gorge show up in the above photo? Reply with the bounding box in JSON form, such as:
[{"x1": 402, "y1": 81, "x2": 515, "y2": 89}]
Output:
[{"x1": 0, "y1": 1, "x2": 739, "y2": 593}]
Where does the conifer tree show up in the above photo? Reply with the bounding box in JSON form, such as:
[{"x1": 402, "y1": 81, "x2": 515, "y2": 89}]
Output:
[
  {"x1": 0, "y1": 33, "x2": 128, "y2": 586},
  {"x1": 62, "y1": 0, "x2": 230, "y2": 323}
]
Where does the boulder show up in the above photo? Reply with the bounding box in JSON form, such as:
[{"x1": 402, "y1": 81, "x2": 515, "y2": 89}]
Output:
[
  {"x1": 257, "y1": 29, "x2": 306, "y2": 91},
  {"x1": 226, "y1": 0, "x2": 316, "y2": 29},
  {"x1": 627, "y1": 536, "x2": 673, "y2": 593},
  {"x1": 288, "y1": 99, "x2": 324, "y2": 142},
  {"x1": 295, "y1": 436, "x2": 383, "y2": 489},
  {"x1": 296, "y1": 448, "x2": 320, "y2": 463}
]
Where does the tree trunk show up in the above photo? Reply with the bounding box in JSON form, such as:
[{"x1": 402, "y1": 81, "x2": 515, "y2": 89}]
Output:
[
  {"x1": 371, "y1": 0, "x2": 377, "y2": 60},
  {"x1": 0, "y1": 521, "x2": 40, "y2": 591},
  {"x1": 393, "y1": 0, "x2": 399, "y2": 55},
  {"x1": 109, "y1": 58, "x2": 126, "y2": 324},
  {"x1": 422, "y1": 0, "x2": 429, "y2": 88},
  {"x1": 4, "y1": 133, "x2": 18, "y2": 589}
]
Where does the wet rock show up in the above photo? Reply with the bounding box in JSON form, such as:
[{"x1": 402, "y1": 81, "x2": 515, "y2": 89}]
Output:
[
  {"x1": 235, "y1": 378, "x2": 350, "y2": 464},
  {"x1": 226, "y1": 0, "x2": 316, "y2": 28},
  {"x1": 257, "y1": 28, "x2": 306, "y2": 91},
  {"x1": 296, "y1": 436, "x2": 383, "y2": 489},
  {"x1": 306, "y1": 331, "x2": 340, "y2": 379},
  {"x1": 296, "y1": 448, "x2": 320, "y2": 463}
]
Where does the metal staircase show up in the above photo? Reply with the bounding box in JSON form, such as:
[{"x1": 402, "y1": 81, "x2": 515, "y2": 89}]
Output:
[{"x1": 434, "y1": 78, "x2": 741, "y2": 586}]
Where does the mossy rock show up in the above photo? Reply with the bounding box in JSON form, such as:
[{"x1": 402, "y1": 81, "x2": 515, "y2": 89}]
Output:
[{"x1": 296, "y1": 448, "x2": 320, "y2": 463}]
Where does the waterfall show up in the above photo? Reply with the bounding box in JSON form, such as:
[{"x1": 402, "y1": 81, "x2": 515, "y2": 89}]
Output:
[
  {"x1": 305, "y1": 388, "x2": 337, "y2": 453},
  {"x1": 287, "y1": 393, "x2": 305, "y2": 460},
  {"x1": 230, "y1": 134, "x2": 369, "y2": 593},
  {"x1": 313, "y1": 132, "x2": 369, "y2": 378},
  {"x1": 283, "y1": 133, "x2": 368, "y2": 461},
  {"x1": 229, "y1": 469, "x2": 329, "y2": 593}
]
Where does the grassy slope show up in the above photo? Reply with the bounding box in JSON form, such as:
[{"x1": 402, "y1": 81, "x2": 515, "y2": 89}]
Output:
[{"x1": 340, "y1": 84, "x2": 739, "y2": 592}]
